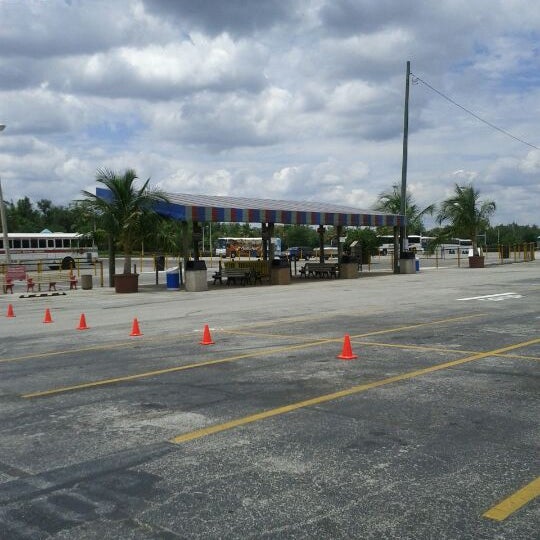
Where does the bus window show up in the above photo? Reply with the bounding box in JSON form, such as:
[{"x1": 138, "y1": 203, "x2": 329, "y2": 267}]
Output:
[{"x1": 0, "y1": 232, "x2": 98, "y2": 262}]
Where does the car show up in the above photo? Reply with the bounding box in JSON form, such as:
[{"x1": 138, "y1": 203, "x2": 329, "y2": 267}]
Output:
[{"x1": 287, "y1": 246, "x2": 314, "y2": 261}]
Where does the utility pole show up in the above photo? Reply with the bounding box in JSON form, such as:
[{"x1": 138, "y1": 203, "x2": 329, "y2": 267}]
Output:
[
  {"x1": 0, "y1": 124, "x2": 8, "y2": 264},
  {"x1": 0, "y1": 177, "x2": 10, "y2": 264},
  {"x1": 399, "y1": 60, "x2": 410, "y2": 257}
]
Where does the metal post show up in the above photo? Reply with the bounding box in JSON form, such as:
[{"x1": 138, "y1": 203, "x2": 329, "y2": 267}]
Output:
[
  {"x1": 393, "y1": 225, "x2": 399, "y2": 273},
  {"x1": 261, "y1": 223, "x2": 269, "y2": 261},
  {"x1": 182, "y1": 221, "x2": 189, "y2": 274},
  {"x1": 209, "y1": 222, "x2": 213, "y2": 264},
  {"x1": 317, "y1": 225, "x2": 325, "y2": 263},
  {"x1": 268, "y1": 223, "x2": 275, "y2": 260},
  {"x1": 337, "y1": 224, "x2": 343, "y2": 259}
]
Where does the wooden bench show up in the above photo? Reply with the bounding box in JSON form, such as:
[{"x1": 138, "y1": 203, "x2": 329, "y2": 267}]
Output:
[
  {"x1": 222, "y1": 268, "x2": 251, "y2": 286},
  {"x1": 300, "y1": 263, "x2": 338, "y2": 278},
  {"x1": 26, "y1": 271, "x2": 78, "y2": 292}
]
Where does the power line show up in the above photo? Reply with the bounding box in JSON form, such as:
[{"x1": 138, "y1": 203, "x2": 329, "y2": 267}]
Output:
[{"x1": 410, "y1": 72, "x2": 539, "y2": 151}]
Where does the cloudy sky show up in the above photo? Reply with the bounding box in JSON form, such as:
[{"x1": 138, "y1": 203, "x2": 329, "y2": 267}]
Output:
[{"x1": 0, "y1": 0, "x2": 539, "y2": 227}]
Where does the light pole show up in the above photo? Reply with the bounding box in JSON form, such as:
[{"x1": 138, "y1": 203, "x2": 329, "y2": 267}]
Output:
[{"x1": 0, "y1": 124, "x2": 11, "y2": 264}]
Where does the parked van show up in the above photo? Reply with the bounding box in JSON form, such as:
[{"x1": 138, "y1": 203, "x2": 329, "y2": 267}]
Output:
[{"x1": 287, "y1": 246, "x2": 314, "y2": 261}]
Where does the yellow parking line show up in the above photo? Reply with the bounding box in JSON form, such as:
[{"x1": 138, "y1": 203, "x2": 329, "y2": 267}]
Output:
[
  {"x1": 349, "y1": 314, "x2": 484, "y2": 339},
  {"x1": 500, "y1": 353, "x2": 540, "y2": 362},
  {"x1": 221, "y1": 329, "x2": 313, "y2": 340},
  {"x1": 357, "y1": 341, "x2": 540, "y2": 361},
  {"x1": 0, "y1": 341, "x2": 139, "y2": 364},
  {"x1": 21, "y1": 313, "x2": 485, "y2": 398},
  {"x1": 0, "y1": 332, "x2": 194, "y2": 365},
  {"x1": 224, "y1": 314, "x2": 485, "y2": 343},
  {"x1": 358, "y1": 341, "x2": 476, "y2": 355},
  {"x1": 483, "y1": 476, "x2": 540, "y2": 521},
  {"x1": 21, "y1": 339, "x2": 336, "y2": 398},
  {"x1": 170, "y1": 337, "x2": 540, "y2": 444},
  {"x1": 7, "y1": 310, "x2": 348, "y2": 365}
]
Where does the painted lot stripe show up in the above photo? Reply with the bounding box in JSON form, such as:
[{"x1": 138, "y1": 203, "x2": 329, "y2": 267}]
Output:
[
  {"x1": 170, "y1": 337, "x2": 540, "y2": 444},
  {"x1": 0, "y1": 333, "x2": 199, "y2": 365},
  {"x1": 358, "y1": 341, "x2": 477, "y2": 354},
  {"x1": 349, "y1": 314, "x2": 483, "y2": 339},
  {"x1": 3, "y1": 313, "x2": 481, "y2": 366},
  {"x1": 21, "y1": 339, "x2": 334, "y2": 399},
  {"x1": 357, "y1": 341, "x2": 540, "y2": 361},
  {"x1": 457, "y1": 292, "x2": 518, "y2": 301},
  {"x1": 20, "y1": 314, "x2": 483, "y2": 398},
  {"x1": 483, "y1": 476, "x2": 540, "y2": 521},
  {"x1": 1, "y1": 313, "x2": 347, "y2": 365}
]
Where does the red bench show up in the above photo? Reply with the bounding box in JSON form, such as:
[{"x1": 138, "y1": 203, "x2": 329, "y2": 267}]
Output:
[
  {"x1": 2, "y1": 265, "x2": 27, "y2": 294},
  {"x1": 26, "y1": 271, "x2": 78, "y2": 292}
]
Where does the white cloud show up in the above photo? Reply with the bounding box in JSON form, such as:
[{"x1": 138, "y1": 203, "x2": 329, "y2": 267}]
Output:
[
  {"x1": 0, "y1": 0, "x2": 538, "y2": 227},
  {"x1": 519, "y1": 150, "x2": 540, "y2": 173}
]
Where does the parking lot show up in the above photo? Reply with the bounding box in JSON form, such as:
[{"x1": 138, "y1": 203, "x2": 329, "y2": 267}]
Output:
[{"x1": 0, "y1": 259, "x2": 538, "y2": 538}]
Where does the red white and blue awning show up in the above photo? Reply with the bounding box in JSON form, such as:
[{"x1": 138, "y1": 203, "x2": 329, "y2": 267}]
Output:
[{"x1": 96, "y1": 188, "x2": 404, "y2": 227}]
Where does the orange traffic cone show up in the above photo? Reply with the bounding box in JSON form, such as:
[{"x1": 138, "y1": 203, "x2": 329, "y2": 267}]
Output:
[
  {"x1": 76, "y1": 313, "x2": 89, "y2": 330},
  {"x1": 6, "y1": 304, "x2": 15, "y2": 318},
  {"x1": 43, "y1": 308, "x2": 53, "y2": 324},
  {"x1": 130, "y1": 318, "x2": 143, "y2": 336},
  {"x1": 337, "y1": 334, "x2": 357, "y2": 360},
  {"x1": 200, "y1": 324, "x2": 214, "y2": 345}
]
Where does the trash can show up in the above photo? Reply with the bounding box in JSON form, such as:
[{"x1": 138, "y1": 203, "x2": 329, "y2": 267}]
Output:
[
  {"x1": 184, "y1": 260, "x2": 208, "y2": 292},
  {"x1": 81, "y1": 274, "x2": 93, "y2": 290},
  {"x1": 166, "y1": 267, "x2": 180, "y2": 290},
  {"x1": 270, "y1": 257, "x2": 291, "y2": 285},
  {"x1": 399, "y1": 251, "x2": 416, "y2": 274},
  {"x1": 415, "y1": 257, "x2": 420, "y2": 272}
]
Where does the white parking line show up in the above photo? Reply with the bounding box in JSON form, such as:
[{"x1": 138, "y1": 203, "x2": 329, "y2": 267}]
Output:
[{"x1": 457, "y1": 292, "x2": 522, "y2": 301}]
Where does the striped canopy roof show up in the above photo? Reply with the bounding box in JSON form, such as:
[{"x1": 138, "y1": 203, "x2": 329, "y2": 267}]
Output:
[{"x1": 96, "y1": 188, "x2": 404, "y2": 227}]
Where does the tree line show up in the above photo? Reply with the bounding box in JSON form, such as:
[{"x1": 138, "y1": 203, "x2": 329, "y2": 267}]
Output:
[{"x1": 2, "y1": 179, "x2": 539, "y2": 256}]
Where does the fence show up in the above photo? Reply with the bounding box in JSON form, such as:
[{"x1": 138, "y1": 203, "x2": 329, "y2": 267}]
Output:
[
  {"x1": 1, "y1": 258, "x2": 104, "y2": 289},
  {"x1": 368, "y1": 243, "x2": 537, "y2": 272}
]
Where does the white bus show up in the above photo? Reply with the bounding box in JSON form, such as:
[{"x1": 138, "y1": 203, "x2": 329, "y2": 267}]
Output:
[
  {"x1": 215, "y1": 237, "x2": 282, "y2": 258},
  {"x1": 439, "y1": 238, "x2": 473, "y2": 256},
  {"x1": 0, "y1": 231, "x2": 98, "y2": 267},
  {"x1": 377, "y1": 234, "x2": 423, "y2": 255}
]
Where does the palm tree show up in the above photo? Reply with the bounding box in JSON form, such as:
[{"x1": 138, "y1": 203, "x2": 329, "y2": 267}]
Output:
[
  {"x1": 373, "y1": 183, "x2": 435, "y2": 233},
  {"x1": 436, "y1": 183, "x2": 496, "y2": 255},
  {"x1": 81, "y1": 168, "x2": 168, "y2": 284}
]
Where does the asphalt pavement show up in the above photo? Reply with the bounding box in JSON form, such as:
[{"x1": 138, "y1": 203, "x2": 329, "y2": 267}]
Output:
[{"x1": 0, "y1": 257, "x2": 538, "y2": 538}]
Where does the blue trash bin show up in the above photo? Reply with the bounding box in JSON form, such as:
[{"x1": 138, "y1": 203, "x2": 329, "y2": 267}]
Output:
[
  {"x1": 166, "y1": 268, "x2": 180, "y2": 290},
  {"x1": 415, "y1": 257, "x2": 420, "y2": 272}
]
